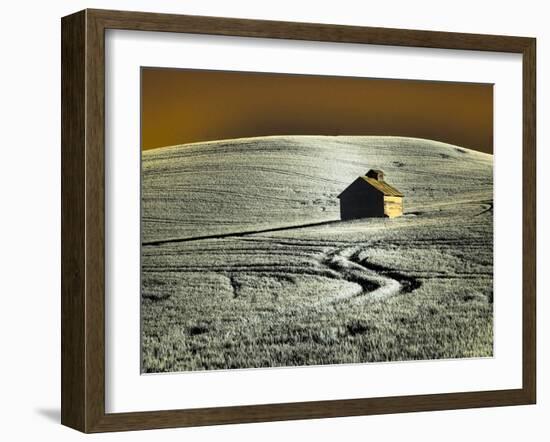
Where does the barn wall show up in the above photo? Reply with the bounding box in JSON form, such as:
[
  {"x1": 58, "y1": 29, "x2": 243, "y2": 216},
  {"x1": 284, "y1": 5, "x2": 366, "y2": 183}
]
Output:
[
  {"x1": 340, "y1": 183, "x2": 384, "y2": 220},
  {"x1": 383, "y1": 196, "x2": 403, "y2": 218}
]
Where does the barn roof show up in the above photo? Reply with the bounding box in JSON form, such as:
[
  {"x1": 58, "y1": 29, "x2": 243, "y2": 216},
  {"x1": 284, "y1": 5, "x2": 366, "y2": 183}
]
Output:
[
  {"x1": 338, "y1": 173, "x2": 404, "y2": 198},
  {"x1": 361, "y1": 176, "x2": 403, "y2": 197},
  {"x1": 368, "y1": 169, "x2": 384, "y2": 174}
]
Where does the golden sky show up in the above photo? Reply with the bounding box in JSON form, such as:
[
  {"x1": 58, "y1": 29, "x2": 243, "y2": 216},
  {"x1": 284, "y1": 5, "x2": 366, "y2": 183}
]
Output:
[{"x1": 141, "y1": 68, "x2": 493, "y2": 154}]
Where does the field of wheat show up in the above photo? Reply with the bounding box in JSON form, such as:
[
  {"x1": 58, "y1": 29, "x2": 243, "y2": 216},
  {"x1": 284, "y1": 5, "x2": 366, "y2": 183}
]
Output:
[{"x1": 141, "y1": 135, "x2": 493, "y2": 373}]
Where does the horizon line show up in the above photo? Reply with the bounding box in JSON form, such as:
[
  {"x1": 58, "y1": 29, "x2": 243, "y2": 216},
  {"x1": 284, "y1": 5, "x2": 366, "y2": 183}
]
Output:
[{"x1": 142, "y1": 134, "x2": 493, "y2": 156}]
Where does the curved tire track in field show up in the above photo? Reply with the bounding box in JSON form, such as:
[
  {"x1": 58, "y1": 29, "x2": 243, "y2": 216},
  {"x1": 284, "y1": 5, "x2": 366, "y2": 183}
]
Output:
[
  {"x1": 474, "y1": 200, "x2": 493, "y2": 217},
  {"x1": 322, "y1": 246, "x2": 421, "y2": 303}
]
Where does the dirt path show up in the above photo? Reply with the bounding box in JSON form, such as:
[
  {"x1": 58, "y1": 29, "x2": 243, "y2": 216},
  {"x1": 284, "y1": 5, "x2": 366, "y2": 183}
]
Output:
[
  {"x1": 142, "y1": 219, "x2": 339, "y2": 246},
  {"x1": 143, "y1": 222, "x2": 425, "y2": 304},
  {"x1": 322, "y1": 246, "x2": 420, "y2": 303}
]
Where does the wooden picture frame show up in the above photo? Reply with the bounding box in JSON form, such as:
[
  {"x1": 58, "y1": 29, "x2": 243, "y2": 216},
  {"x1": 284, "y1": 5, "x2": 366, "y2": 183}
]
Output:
[{"x1": 61, "y1": 8, "x2": 536, "y2": 433}]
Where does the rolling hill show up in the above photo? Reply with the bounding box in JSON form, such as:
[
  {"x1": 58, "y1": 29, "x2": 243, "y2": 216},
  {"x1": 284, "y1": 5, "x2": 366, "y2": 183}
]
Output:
[
  {"x1": 142, "y1": 135, "x2": 492, "y2": 242},
  {"x1": 141, "y1": 136, "x2": 493, "y2": 373}
]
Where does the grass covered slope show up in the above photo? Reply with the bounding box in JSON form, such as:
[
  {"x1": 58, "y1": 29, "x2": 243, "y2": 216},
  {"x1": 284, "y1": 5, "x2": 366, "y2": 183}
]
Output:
[
  {"x1": 142, "y1": 135, "x2": 492, "y2": 242},
  {"x1": 141, "y1": 135, "x2": 493, "y2": 373}
]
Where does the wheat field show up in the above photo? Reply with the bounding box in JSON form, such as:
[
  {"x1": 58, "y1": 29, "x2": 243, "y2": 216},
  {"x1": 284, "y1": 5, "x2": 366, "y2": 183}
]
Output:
[{"x1": 141, "y1": 135, "x2": 493, "y2": 373}]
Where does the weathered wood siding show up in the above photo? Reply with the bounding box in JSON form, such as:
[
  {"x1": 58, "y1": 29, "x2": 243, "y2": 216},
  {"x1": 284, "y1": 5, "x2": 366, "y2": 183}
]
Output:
[
  {"x1": 340, "y1": 178, "x2": 385, "y2": 220},
  {"x1": 383, "y1": 196, "x2": 403, "y2": 218}
]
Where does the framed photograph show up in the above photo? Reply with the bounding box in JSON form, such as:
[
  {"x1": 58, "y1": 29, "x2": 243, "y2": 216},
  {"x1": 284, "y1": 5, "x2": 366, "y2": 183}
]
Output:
[{"x1": 61, "y1": 9, "x2": 536, "y2": 433}]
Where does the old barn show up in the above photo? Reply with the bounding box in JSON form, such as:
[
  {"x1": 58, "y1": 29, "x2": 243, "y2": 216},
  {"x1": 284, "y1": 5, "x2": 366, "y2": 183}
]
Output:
[{"x1": 338, "y1": 169, "x2": 404, "y2": 220}]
